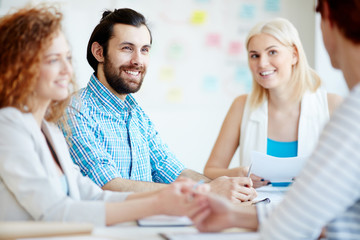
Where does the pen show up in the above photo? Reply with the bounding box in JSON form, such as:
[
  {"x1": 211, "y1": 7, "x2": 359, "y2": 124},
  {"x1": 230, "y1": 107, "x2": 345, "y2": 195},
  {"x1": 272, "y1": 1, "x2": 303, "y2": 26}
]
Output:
[
  {"x1": 252, "y1": 197, "x2": 271, "y2": 205},
  {"x1": 247, "y1": 164, "x2": 252, "y2": 177}
]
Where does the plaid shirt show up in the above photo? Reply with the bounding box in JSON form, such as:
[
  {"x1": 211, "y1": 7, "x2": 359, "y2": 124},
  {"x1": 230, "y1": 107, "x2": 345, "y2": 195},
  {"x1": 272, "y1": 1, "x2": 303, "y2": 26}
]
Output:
[{"x1": 60, "y1": 74, "x2": 185, "y2": 187}]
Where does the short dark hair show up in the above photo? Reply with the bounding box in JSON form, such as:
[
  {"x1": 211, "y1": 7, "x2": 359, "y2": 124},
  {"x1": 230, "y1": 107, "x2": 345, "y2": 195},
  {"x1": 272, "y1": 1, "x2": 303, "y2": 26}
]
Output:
[
  {"x1": 86, "y1": 8, "x2": 152, "y2": 73},
  {"x1": 316, "y1": 0, "x2": 360, "y2": 44}
]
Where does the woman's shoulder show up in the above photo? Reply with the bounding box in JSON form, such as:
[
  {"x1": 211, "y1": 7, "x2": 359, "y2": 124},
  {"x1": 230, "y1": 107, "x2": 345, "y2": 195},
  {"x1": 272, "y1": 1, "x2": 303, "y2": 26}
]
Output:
[
  {"x1": 233, "y1": 94, "x2": 248, "y2": 106},
  {"x1": 0, "y1": 107, "x2": 27, "y2": 123},
  {"x1": 227, "y1": 94, "x2": 249, "y2": 120},
  {"x1": 0, "y1": 107, "x2": 37, "y2": 141}
]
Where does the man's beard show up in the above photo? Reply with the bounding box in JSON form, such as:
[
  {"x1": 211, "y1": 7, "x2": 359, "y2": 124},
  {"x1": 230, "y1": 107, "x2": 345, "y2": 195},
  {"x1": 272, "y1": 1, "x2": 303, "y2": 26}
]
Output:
[{"x1": 103, "y1": 56, "x2": 145, "y2": 95}]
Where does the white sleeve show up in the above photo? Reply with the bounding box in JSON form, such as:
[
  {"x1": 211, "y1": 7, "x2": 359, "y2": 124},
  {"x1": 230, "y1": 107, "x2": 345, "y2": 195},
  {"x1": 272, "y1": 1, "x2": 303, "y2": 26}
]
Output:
[
  {"x1": 0, "y1": 109, "x2": 128, "y2": 226},
  {"x1": 258, "y1": 89, "x2": 360, "y2": 240}
]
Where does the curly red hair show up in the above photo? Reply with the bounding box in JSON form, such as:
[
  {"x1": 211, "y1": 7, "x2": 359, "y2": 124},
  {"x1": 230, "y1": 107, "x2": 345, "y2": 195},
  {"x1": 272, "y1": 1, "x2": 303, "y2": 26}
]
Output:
[{"x1": 0, "y1": 5, "x2": 75, "y2": 122}]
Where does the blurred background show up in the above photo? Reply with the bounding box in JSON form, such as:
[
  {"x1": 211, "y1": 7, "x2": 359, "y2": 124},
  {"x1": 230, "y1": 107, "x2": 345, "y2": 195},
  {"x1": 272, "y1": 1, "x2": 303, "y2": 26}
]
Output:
[{"x1": 1, "y1": 0, "x2": 347, "y2": 173}]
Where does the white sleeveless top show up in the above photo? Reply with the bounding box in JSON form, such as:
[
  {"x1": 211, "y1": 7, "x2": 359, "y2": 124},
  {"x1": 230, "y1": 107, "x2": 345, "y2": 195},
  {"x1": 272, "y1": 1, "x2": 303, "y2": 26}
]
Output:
[{"x1": 239, "y1": 89, "x2": 330, "y2": 166}]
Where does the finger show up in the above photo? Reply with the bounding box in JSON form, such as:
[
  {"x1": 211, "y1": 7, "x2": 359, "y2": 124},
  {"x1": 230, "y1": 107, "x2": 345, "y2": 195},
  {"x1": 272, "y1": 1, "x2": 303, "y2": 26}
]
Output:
[
  {"x1": 249, "y1": 189, "x2": 257, "y2": 200},
  {"x1": 253, "y1": 180, "x2": 269, "y2": 188},
  {"x1": 191, "y1": 208, "x2": 211, "y2": 226},
  {"x1": 230, "y1": 195, "x2": 242, "y2": 203},
  {"x1": 196, "y1": 183, "x2": 211, "y2": 193},
  {"x1": 235, "y1": 185, "x2": 254, "y2": 195},
  {"x1": 231, "y1": 190, "x2": 252, "y2": 202},
  {"x1": 233, "y1": 186, "x2": 257, "y2": 201},
  {"x1": 187, "y1": 198, "x2": 209, "y2": 218},
  {"x1": 250, "y1": 174, "x2": 263, "y2": 181},
  {"x1": 233, "y1": 177, "x2": 253, "y2": 187}
]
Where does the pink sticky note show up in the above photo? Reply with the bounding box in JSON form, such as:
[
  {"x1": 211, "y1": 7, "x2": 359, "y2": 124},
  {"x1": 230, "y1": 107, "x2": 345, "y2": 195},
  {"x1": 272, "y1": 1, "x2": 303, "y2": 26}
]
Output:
[{"x1": 206, "y1": 33, "x2": 221, "y2": 47}]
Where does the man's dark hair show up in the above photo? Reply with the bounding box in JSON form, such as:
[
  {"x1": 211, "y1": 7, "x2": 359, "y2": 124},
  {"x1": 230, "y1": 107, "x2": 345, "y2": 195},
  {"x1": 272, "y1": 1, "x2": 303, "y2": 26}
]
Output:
[
  {"x1": 86, "y1": 8, "x2": 152, "y2": 73},
  {"x1": 316, "y1": 0, "x2": 360, "y2": 44}
]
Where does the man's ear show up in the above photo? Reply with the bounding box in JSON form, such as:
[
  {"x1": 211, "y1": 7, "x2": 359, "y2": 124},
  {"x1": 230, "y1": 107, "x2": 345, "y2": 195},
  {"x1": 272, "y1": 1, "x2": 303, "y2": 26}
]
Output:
[
  {"x1": 91, "y1": 42, "x2": 104, "y2": 63},
  {"x1": 322, "y1": 0, "x2": 333, "y2": 27}
]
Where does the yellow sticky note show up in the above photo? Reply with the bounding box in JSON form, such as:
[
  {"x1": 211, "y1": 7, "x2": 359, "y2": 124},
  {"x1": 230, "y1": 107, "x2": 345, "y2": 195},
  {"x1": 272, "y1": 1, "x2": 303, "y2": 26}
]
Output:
[
  {"x1": 159, "y1": 67, "x2": 174, "y2": 83},
  {"x1": 166, "y1": 88, "x2": 183, "y2": 103},
  {"x1": 191, "y1": 10, "x2": 207, "y2": 25}
]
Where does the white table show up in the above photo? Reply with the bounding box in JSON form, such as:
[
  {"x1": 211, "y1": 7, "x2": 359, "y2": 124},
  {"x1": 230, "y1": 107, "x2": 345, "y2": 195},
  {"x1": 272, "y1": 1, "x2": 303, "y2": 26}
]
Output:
[{"x1": 93, "y1": 221, "x2": 198, "y2": 240}]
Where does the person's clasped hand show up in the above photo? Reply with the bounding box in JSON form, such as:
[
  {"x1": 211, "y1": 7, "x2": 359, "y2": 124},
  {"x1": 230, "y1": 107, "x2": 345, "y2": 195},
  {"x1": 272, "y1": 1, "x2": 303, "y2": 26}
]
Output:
[
  {"x1": 189, "y1": 193, "x2": 237, "y2": 232},
  {"x1": 155, "y1": 177, "x2": 211, "y2": 217}
]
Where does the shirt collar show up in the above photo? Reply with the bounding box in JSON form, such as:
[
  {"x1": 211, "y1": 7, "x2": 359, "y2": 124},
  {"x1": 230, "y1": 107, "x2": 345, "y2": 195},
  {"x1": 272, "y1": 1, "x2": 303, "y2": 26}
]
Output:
[{"x1": 88, "y1": 73, "x2": 138, "y2": 111}]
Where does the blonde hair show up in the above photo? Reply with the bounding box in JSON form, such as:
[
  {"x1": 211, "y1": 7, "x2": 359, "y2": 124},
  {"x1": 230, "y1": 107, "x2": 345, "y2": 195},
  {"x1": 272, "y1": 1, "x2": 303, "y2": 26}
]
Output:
[{"x1": 246, "y1": 18, "x2": 321, "y2": 109}]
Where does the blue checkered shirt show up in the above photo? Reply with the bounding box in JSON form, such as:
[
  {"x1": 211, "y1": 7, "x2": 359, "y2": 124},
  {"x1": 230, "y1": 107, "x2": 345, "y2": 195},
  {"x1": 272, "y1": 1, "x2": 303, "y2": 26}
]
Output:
[{"x1": 60, "y1": 74, "x2": 185, "y2": 187}]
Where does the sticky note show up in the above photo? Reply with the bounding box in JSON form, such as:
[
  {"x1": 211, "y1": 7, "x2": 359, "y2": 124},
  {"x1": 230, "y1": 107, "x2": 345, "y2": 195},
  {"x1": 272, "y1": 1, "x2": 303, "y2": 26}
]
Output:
[
  {"x1": 239, "y1": 4, "x2": 256, "y2": 19},
  {"x1": 265, "y1": 0, "x2": 280, "y2": 12},
  {"x1": 167, "y1": 42, "x2": 184, "y2": 61},
  {"x1": 159, "y1": 67, "x2": 175, "y2": 83},
  {"x1": 191, "y1": 10, "x2": 207, "y2": 25},
  {"x1": 203, "y1": 75, "x2": 219, "y2": 92},
  {"x1": 235, "y1": 66, "x2": 252, "y2": 92},
  {"x1": 166, "y1": 88, "x2": 183, "y2": 103},
  {"x1": 205, "y1": 33, "x2": 221, "y2": 48},
  {"x1": 228, "y1": 41, "x2": 243, "y2": 55}
]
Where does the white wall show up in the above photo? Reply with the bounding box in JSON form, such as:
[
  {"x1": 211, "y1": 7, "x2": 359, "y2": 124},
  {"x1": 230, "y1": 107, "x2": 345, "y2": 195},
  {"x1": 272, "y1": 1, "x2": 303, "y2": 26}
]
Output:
[{"x1": 1, "y1": 0, "x2": 347, "y2": 174}]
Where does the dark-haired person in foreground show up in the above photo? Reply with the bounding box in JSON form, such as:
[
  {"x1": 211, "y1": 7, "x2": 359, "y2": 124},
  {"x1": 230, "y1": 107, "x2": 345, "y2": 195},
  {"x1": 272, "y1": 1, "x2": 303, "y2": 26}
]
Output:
[
  {"x1": 60, "y1": 8, "x2": 256, "y2": 203},
  {"x1": 190, "y1": 0, "x2": 360, "y2": 239}
]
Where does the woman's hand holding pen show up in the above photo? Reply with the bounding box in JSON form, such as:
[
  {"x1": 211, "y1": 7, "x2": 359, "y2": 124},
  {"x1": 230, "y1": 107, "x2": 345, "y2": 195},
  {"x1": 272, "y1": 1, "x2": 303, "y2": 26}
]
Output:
[
  {"x1": 208, "y1": 176, "x2": 257, "y2": 203},
  {"x1": 224, "y1": 166, "x2": 269, "y2": 188}
]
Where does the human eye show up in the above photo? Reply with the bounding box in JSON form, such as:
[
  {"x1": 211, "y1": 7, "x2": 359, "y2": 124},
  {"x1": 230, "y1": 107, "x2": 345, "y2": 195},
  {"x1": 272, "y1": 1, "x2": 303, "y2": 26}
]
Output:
[
  {"x1": 47, "y1": 57, "x2": 59, "y2": 64},
  {"x1": 66, "y1": 54, "x2": 72, "y2": 62},
  {"x1": 269, "y1": 50, "x2": 277, "y2": 55},
  {"x1": 250, "y1": 54, "x2": 259, "y2": 59},
  {"x1": 141, "y1": 46, "x2": 150, "y2": 54},
  {"x1": 122, "y1": 45, "x2": 133, "y2": 52}
]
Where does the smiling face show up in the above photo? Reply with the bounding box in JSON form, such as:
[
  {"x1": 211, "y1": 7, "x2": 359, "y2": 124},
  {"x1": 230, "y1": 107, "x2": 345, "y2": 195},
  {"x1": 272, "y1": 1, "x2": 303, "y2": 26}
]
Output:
[
  {"x1": 35, "y1": 31, "x2": 73, "y2": 106},
  {"x1": 247, "y1": 33, "x2": 298, "y2": 92},
  {"x1": 101, "y1": 23, "x2": 151, "y2": 98}
]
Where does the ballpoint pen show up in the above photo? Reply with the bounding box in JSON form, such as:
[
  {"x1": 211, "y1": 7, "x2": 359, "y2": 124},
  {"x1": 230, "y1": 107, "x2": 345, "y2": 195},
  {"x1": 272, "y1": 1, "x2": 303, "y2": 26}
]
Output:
[{"x1": 252, "y1": 197, "x2": 271, "y2": 205}]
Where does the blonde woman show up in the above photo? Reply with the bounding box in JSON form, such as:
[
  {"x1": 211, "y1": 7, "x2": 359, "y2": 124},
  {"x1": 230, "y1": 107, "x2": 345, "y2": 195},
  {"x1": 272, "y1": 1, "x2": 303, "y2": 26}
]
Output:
[{"x1": 204, "y1": 18, "x2": 342, "y2": 188}]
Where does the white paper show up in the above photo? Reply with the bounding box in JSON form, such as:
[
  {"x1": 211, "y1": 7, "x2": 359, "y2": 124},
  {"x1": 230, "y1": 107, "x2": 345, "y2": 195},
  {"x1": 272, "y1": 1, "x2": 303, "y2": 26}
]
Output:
[
  {"x1": 250, "y1": 151, "x2": 308, "y2": 182},
  {"x1": 159, "y1": 232, "x2": 259, "y2": 240},
  {"x1": 255, "y1": 185, "x2": 289, "y2": 205},
  {"x1": 137, "y1": 215, "x2": 193, "y2": 227}
]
